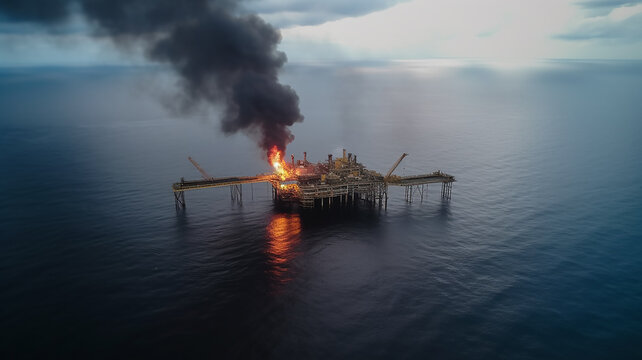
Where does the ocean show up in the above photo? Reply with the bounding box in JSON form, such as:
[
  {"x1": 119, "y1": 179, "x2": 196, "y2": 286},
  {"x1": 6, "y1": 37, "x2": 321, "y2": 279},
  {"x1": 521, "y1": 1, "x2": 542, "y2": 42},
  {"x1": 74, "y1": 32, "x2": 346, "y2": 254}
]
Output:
[{"x1": 1, "y1": 60, "x2": 641, "y2": 359}]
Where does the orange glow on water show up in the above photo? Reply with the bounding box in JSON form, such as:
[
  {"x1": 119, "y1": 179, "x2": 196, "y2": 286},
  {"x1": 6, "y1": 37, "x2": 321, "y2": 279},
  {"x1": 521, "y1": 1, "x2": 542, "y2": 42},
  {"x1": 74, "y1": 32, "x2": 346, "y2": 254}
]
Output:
[{"x1": 266, "y1": 213, "x2": 301, "y2": 283}]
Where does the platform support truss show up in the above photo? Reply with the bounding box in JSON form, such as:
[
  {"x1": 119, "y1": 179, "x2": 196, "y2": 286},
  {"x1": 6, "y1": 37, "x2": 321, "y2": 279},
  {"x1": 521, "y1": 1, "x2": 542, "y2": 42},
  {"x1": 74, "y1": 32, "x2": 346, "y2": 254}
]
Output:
[
  {"x1": 404, "y1": 184, "x2": 426, "y2": 203},
  {"x1": 230, "y1": 184, "x2": 242, "y2": 203},
  {"x1": 174, "y1": 191, "x2": 185, "y2": 210},
  {"x1": 441, "y1": 181, "x2": 453, "y2": 200},
  {"x1": 285, "y1": 182, "x2": 388, "y2": 209}
]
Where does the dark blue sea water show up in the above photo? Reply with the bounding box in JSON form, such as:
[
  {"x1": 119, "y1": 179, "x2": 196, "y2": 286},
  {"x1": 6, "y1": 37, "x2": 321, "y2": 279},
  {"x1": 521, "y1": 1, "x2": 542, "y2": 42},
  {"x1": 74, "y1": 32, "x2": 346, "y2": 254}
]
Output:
[{"x1": 1, "y1": 60, "x2": 642, "y2": 359}]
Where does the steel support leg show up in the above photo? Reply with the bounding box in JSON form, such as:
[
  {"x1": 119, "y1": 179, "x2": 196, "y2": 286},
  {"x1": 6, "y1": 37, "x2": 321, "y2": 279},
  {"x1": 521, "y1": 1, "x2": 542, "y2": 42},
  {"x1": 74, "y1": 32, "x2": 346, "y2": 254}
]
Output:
[{"x1": 174, "y1": 191, "x2": 185, "y2": 210}]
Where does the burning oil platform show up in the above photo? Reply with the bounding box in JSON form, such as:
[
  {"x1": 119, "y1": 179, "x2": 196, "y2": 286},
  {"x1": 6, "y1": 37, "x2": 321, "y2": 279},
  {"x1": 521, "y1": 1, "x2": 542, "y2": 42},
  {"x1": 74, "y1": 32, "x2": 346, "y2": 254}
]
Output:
[{"x1": 172, "y1": 149, "x2": 455, "y2": 210}]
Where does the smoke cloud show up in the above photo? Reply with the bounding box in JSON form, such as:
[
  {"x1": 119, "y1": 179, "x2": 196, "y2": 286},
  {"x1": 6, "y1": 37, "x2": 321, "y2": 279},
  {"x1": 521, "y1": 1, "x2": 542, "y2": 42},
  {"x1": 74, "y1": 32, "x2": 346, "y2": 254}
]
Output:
[{"x1": 0, "y1": 0, "x2": 303, "y2": 155}]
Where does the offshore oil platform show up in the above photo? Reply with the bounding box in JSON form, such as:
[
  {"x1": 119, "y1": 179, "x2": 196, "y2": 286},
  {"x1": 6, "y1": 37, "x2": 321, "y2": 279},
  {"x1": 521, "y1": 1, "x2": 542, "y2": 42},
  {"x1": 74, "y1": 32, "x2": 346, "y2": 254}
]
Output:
[{"x1": 172, "y1": 149, "x2": 455, "y2": 210}]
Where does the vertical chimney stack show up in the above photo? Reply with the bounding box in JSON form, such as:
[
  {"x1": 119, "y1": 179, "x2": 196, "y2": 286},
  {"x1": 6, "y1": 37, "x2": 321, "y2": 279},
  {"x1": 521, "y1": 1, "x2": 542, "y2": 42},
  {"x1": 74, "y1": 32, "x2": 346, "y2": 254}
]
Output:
[
  {"x1": 343, "y1": 149, "x2": 347, "y2": 160},
  {"x1": 348, "y1": 153, "x2": 352, "y2": 164},
  {"x1": 303, "y1": 151, "x2": 307, "y2": 163},
  {"x1": 328, "y1": 154, "x2": 333, "y2": 169},
  {"x1": 354, "y1": 155, "x2": 357, "y2": 164}
]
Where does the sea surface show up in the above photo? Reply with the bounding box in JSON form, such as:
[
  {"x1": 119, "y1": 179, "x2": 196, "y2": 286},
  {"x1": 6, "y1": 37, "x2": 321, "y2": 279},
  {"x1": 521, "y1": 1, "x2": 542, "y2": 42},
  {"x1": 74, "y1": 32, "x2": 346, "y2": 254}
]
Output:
[{"x1": 1, "y1": 60, "x2": 641, "y2": 359}]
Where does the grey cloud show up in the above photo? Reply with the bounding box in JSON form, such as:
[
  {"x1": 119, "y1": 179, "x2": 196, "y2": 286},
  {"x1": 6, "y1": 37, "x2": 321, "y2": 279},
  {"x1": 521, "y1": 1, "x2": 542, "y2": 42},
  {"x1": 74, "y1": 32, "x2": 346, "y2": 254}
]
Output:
[
  {"x1": 242, "y1": 0, "x2": 410, "y2": 27},
  {"x1": 0, "y1": 0, "x2": 409, "y2": 34},
  {"x1": 0, "y1": 0, "x2": 71, "y2": 23},
  {"x1": 576, "y1": 0, "x2": 642, "y2": 15},
  {"x1": 556, "y1": 12, "x2": 642, "y2": 42},
  {"x1": 577, "y1": 0, "x2": 642, "y2": 8}
]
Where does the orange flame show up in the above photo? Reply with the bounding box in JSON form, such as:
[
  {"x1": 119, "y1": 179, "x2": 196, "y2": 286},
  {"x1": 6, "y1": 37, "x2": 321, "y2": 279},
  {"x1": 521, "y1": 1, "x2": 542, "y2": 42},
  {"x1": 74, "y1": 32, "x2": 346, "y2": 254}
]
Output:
[
  {"x1": 268, "y1": 145, "x2": 283, "y2": 169},
  {"x1": 268, "y1": 145, "x2": 296, "y2": 181}
]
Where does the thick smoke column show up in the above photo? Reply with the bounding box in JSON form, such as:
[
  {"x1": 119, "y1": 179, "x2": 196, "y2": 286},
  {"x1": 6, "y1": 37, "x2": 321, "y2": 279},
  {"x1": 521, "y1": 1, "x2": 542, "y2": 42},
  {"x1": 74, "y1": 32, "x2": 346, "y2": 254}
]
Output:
[{"x1": 0, "y1": 0, "x2": 303, "y2": 156}]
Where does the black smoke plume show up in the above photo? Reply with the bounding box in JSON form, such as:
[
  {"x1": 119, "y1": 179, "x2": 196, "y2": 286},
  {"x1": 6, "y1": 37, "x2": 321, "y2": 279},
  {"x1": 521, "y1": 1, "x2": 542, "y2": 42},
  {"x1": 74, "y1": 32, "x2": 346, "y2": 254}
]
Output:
[{"x1": 0, "y1": 0, "x2": 303, "y2": 156}]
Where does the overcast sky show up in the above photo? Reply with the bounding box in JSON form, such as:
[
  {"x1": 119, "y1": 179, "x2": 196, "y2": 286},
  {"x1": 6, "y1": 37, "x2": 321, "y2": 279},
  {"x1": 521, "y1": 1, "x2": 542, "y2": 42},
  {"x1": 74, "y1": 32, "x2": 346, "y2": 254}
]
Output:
[{"x1": 0, "y1": 0, "x2": 641, "y2": 66}]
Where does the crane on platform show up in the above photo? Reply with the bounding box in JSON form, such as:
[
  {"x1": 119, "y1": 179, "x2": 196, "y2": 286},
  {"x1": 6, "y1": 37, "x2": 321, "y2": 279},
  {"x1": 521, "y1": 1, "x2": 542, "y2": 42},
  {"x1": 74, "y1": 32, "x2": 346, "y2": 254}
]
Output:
[
  {"x1": 188, "y1": 156, "x2": 213, "y2": 180},
  {"x1": 385, "y1": 153, "x2": 408, "y2": 179}
]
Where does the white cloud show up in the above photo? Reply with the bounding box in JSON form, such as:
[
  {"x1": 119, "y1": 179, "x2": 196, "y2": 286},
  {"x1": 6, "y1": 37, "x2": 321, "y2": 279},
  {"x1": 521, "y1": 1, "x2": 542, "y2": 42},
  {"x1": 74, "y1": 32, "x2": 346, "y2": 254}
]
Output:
[
  {"x1": 608, "y1": 3, "x2": 642, "y2": 20},
  {"x1": 555, "y1": 1, "x2": 642, "y2": 56},
  {"x1": 281, "y1": 0, "x2": 642, "y2": 60},
  {"x1": 244, "y1": 0, "x2": 410, "y2": 27},
  {"x1": 1, "y1": 0, "x2": 641, "y2": 65}
]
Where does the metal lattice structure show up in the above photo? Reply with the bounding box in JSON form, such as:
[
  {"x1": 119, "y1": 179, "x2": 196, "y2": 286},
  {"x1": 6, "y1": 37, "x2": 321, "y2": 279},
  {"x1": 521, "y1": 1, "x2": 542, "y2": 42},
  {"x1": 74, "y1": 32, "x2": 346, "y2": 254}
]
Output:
[{"x1": 172, "y1": 150, "x2": 455, "y2": 210}]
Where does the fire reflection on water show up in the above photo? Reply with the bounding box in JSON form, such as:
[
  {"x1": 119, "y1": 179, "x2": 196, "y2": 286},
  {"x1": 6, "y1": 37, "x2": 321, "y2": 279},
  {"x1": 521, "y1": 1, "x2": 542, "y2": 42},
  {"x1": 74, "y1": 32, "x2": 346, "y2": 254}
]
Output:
[{"x1": 266, "y1": 213, "x2": 302, "y2": 284}]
